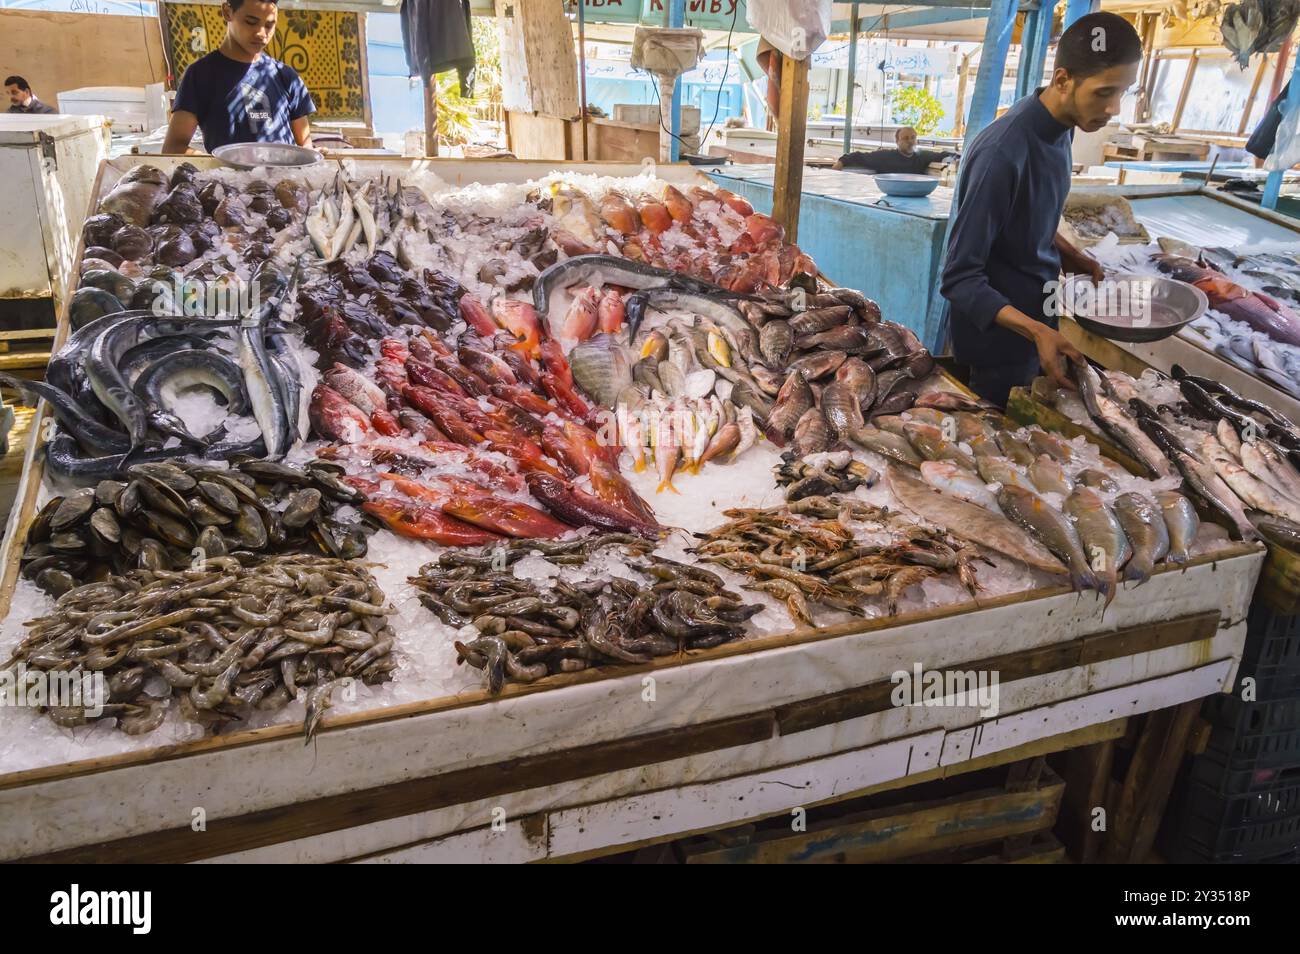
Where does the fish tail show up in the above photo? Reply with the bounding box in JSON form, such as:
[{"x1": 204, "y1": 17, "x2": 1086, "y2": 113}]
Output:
[
  {"x1": 633, "y1": 459, "x2": 646, "y2": 473},
  {"x1": 1123, "y1": 558, "x2": 1154, "y2": 585},
  {"x1": 656, "y1": 478, "x2": 680, "y2": 495}
]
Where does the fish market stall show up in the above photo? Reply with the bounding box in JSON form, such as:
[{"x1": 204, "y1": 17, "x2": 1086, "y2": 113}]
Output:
[
  {"x1": 0, "y1": 157, "x2": 1263, "y2": 863},
  {"x1": 1060, "y1": 184, "x2": 1300, "y2": 425},
  {"x1": 703, "y1": 164, "x2": 953, "y2": 352}
]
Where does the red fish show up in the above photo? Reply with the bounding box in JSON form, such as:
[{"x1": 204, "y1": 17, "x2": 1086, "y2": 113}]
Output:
[
  {"x1": 541, "y1": 424, "x2": 588, "y2": 475},
  {"x1": 589, "y1": 457, "x2": 656, "y2": 525},
  {"x1": 638, "y1": 198, "x2": 672, "y2": 234},
  {"x1": 497, "y1": 348, "x2": 541, "y2": 389},
  {"x1": 597, "y1": 289, "x2": 625, "y2": 333},
  {"x1": 716, "y1": 188, "x2": 754, "y2": 217},
  {"x1": 539, "y1": 338, "x2": 574, "y2": 389},
  {"x1": 489, "y1": 382, "x2": 558, "y2": 419},
  {"x1": 371, "y1": 408, "x2": 402, "y2": 437},
  {"x1": 561, "y1": 286, "x2": 601, "y2": 341},
  {"x1": 434, "y1": 357, "x2": 492, "y2": 397},
  {"x1": 432, "y1": 475, "x2": 574, "y2": 538},
  {"x1": 375, "y1": 359, "x2": 410, "y2": 398},
  {"x1": 552, "y1": 229, "x2": 600, "y2": 257},
  {"x1": 309, "y1": 384, "x2": 374, "y2": 443},
  {"x1": 399, "y1": 408, "x2": 447, "y2": 442},
  {"x1": 403, "y1": 386, "x2": 484, "y2": 445},
  {"x1": 745, "y1": 212, "x2": 784, "y2": 245},
  {"x1": 540, "y1": 372, "x2": 594, "y2": 421},
  {"x1": 459, "y1": 294, "x2": 498, "y2": 337},
  {"x1": 599, "y1": 191, "x2": 641, "y2": 235},
  {"x1": 362, "y1": 497, "x2": 502, "y2": 546},
  {"x1": 405, "y1": 358, "x2": 466, "y2": 395},
  {"x1": 662, "y1": 184, "x2": 694, "y2": 223},
  {"x1": 379, "y1": 338, "x2": 410, "y2": 363},
  {"x1": 485, "y1": 429, "x2": 567, "y2": 479},
  {"x1": 419, "y1": 444, "x2": 525, "y2": 492},
  {"x1": 525, "y1": 473, "x2": 662, "y2": 538},
  {"x1": 324, "y1": 362, "x2": 387, "y2": 415},
  {"x1": 492, "y1": 298, "x2": 543, "y2": 358},
  {"x1": 459, "y1": 346, "x2": 517, "y2": 386}
]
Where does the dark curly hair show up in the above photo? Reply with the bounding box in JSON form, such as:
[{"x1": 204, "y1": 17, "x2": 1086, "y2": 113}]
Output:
[{"x1": 1053, "y1": 12, "x2": 1142, "y2": 79}]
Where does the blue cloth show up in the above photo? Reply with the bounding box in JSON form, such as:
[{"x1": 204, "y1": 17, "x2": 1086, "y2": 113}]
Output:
[
  {"x1": 940, "y1": 91, "x2": 1072, "y2": 368},
  {"x1": 172, "y1": 50, "x2": 315, "y2": 152}
]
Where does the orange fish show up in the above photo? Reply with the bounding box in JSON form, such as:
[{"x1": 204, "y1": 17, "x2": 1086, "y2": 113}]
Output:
[
  {"x1": 491, "y1": 297, "x2": 542, "y2": 358},
  {"x1": 662, "y1": 184, "x2": 694, "y2": 222}
]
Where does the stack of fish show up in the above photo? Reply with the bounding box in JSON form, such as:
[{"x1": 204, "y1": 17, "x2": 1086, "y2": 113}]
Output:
[
  {"x1": 5, "y1": 552, "x2": 396, "y2": 740},
  {"x1": 308, "y1": 330, "x2": 664, "y2": 542},
  {"x1": 20, "y1": 458, "x2": 368, "y2": 595},
  {"x1": 410, "y1": 536, "x2": 761, "y2": 692},
  {"x1": 6, "y1": 261, "x2": 307, "y2": 478},
  {"x1": 692, "y1": 497, "x2": 981, "y2": 622},
  {"x1": 1055, "y1": 361, "x2": 1300, "y2": 548}
]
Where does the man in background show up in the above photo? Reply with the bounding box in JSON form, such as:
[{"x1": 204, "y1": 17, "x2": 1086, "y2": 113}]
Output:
[
  {"x1": 5, "y1": 76, "x2": 57, "y2": 115},
  {"x1": 834, "y1": 127, "x2": 955, "y2": 173}
]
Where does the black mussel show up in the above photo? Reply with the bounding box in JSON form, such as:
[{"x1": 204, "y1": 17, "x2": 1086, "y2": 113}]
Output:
[
  {"x1": 170, "y1": 162, "x2": 199, "y2": 188},
  {"x1": 81, "y1": 258, "x2": 120, "y2": 275},
  {"x1": 79, "y1": 268, "x2": 135, "y2": 302},
  {"x1": 127, "y1": 461, "x2": 197, "y2": 493},
  {"x1": 49, "y1": 531, "x2": 88, "y2": 552},
  {"x1": 35, "y1": 568, "x2": 78, "y2": 597},
  {"x1": 94, "y1": 479, "x2": 126, "y2": 507},
  {"x1": 69, "y1": 287, "x2": 124, "y2": 329},
  {"x1": 233, "y1": 503, "x2": 268, "y2": 549},
  {"x1": 245, "y1": 179, "x2": 273, "y2": 195},
  {"x1": 111, "y1": 225, "x2": 153, "y2": 261},
  {"x1": 198, "y1": 180, "x2": 225, "y2": 217},
  {"x1": 196, "y1": 479, "x2": 241, "y2": 515},
  {"x1": 143, "y1": 509, "x2": 196, "y2": 549},
  {"x1": 154, "y1": 183, "x2": 203, "y2": 225},
  {"x1": 264, "y1": 207, "x2": 292, "y2": 231},
  {"x1": 156, "y1": 233, "x2": 197, "y2": 267},
  {"x1": 83, "y1": 246, "x2": 124, "y2": 268},
  {"x1": 88, "y1": 507, "x2": 122, "y2": 544},
  {"x1": 282, "y1": 488, "x2": 322, "y2": 528},
  {"x1": 248, "y1": 193, "x2": 273, "y2": 214},
  {"x1": 26, "y1": 496, "x2": 63, "y2": 544},
  {"x1": 196, "y1": 526, "x2": 227, "y2": 558},
  {"x1": 214, "y1": 196, "x2": 247, "y2": 228},
  {"x1": 137, "y1": 538, "x2": 169, "y2": 570},
  {"x1": 188, "y1": 498, "x2": 232, "y2": 527},
  {"x1": 135, "y1": 475, "x2": 190, "y2": 520},
  {"x1": 83, "y1": 212, "x2": 126, "y2": 248},
  {"x1": 132, "y1": 281, "x2": 176, "y2": 314},
  {"x1": 237, "y1": 459, "x2": 310, "y2": 485},
  {"x1": 114, "y1": 481, "x2": 142, "y2": 518}
]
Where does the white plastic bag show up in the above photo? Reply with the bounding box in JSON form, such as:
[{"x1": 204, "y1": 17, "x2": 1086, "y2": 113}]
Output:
[
  {"x1": 1265, "y1": 82, "x2": 1300, "y2": 171},
  {"x1": 745, "y1": 0, "x2": 831, "y2": 60}
]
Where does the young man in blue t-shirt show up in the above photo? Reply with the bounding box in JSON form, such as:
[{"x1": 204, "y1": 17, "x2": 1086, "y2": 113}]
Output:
[{"x1": 162, "y1": 0, "x2": 315, "y2": 154}]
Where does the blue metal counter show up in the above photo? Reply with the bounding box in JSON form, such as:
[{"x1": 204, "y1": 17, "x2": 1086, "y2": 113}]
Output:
[{"x1": 705, "y1": 165, "x2": 953, "y2": 351}]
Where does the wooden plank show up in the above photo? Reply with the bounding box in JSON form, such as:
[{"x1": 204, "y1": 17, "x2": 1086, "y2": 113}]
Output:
[
  {"x1": 771, "y1": 54, "x2": 809, "y2": 243},
  {"x1": 776, "y1": 610, "x2": 1219, "y2": 736},
  {"x1": 967, "y1": 832, "x2": 1067, "y2": 863},
  {"x1": 1057, "y1": 739, "x2": 1114, "y2": 863},
  {"x1": 1102, "y1": 699, "x2": 1201, "y2": 863},
  {"x1": 353, "y1": 816, "x2": 547, "y2": 864},
  {"x1": 19, "y1": 712, "x2": 774, "y2": 864},
  {"x1": 1059, "y1": 316, "x2": 1156, "y2": 380},
  {"x1": 1238, "y1": 54, "x2": 1270, "y2": 136},
  {"x1": 680, "y1": 766, "x2": 1064, "y2": 864}
]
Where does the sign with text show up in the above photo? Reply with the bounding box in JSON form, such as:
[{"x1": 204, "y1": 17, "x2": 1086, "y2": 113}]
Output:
[{"x1": 580, "y1": 0, "x2": 746, "y2": 31}]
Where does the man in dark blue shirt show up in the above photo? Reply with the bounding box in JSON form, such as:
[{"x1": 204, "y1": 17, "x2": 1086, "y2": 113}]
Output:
[
  {"x1": 162, "y1": 0, "x2": 315, "y2": 154},
  {"x1": 940, "y1": 12, "x2": 1141, "y2": 406}
]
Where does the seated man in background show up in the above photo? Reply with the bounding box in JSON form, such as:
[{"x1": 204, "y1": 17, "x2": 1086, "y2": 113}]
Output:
[
  {"x1": 834, "y1": 126, "x2": 954, "y2": 174},
  {"x1": 5, "y1": 76, "x2": 57, "y2": 115},
  {"x1": 162, "y1": 0, "x2": 314, "y2": 154}
]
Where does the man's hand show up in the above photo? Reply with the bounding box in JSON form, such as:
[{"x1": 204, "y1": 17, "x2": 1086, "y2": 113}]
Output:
[
  {"x1": 1033, "y1": 324, "x2": 1084, "y2": 390},
  {"x1": 994, "y1": 304, "x2": 1084, "y2": 390},
  {"x1": 1054, "y1": 231, "x2": 1105, "y2": 284}
]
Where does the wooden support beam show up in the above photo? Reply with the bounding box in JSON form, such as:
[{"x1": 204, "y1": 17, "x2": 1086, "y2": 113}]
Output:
[
  {"x1": 1057, "y1": 739, "x2": 1113, "y2": 863},
  {"x1": 771, "y1": 53, "x2": 810, "y2": 243},
  {"x1": 1101, "y1": 700, "x2": 1201, "y2": 863},
  {"x1": 1239, "y1": 54, "x2": 1271, "y2": 136},
  {"x1": 1170, "y1": 49, "x2": 1199, "y2": 132},
  {"x1": 424, "y1": 76, "x2": 439, "y2": 157}
]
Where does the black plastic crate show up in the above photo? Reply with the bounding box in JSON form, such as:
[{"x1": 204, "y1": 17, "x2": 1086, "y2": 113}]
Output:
[
  {"x1": 1231, "y1": 604, "x2": 1300, "y2": 701},
  {"x1": 1173, "y1": 779, "x2": 1300, "y2": 863},
  {"x1": 1203, "y1": 695, "x2": 1300, "y2": 765}
]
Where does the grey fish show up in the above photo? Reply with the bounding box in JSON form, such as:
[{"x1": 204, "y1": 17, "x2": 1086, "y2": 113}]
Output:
[
  {"x1": 571, "y1": 333, "x2": 633, "y2": 407},
  {"x1": 237, "y1": 299, "x2": 292, "y2": 459},
  {"x1": 920, "y1": 460, "x2": 1000, "y2": 511},
  {"x1": 821, "y1": 381, "x2": 865, "y2": 439},
  {"x1": 890, "y1": 466, "x2": 1067, "y2": 576},
  {"x1": 135, "y1": 349, "x2": 251, "y2": 446},
  {"x1": 997, "y1": 485, "x2": 1099, "y2": 592},
  {"x1": 976, "y1": 456, "x2": 1038, "y2": 493},
  {"x1": 995, "y1": 431, "x2": 1037, "y2": 466},
  {"x1": 1064, "y1": 486, "x2": 1130, "y2": 606},
  {"x1": 533, "y1": 254, "x2": 751, "y2": 318},
  {"x1": 848, "y1": 426, "x2": 923, "y2": 468},
  {"x1": 759, "y1": 320, "x2": 793, "y2": 367},
  {"x1": 903, "y1": 422, "x2": 976, "y2": 472},
  {"x1": 1113, "y1": 492, "x2": 1170, "y2": 584},
  {"x1": 1077, "y1": 468, "x2": 1120, "y2": 493},
  {"x1": 1156, "y1": 490, "x2": 1200, "y2": 564},
  {"x1": 1172, "y1": 446, "x2": 1258, "y2": 541},
  {"x1": 0, "y1": 373, "x2": 130, "y2": 455},
  {"x1": 1029, "y1": 454, "x2": 1075, "y2": 496},
  {"x1": 766, "y1": 370, "x2": 814, "y2": 443},
  {"x1": 86, "y1": 315, "x2": 162, "y2": 446},
  {"x1": 791, "y1": 407, "x2": 831, "y2": 456},
  {"x1": 1026, "y1": 428, "x2": 1078, "y2": 464},
  {"x1": 835, "y1": 357, "x2": 877, "y2": 411}
]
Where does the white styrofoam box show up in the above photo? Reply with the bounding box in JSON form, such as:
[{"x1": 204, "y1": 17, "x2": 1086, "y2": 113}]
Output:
[{"x1": 57, "y1": 86, "x2": 149, "y2": 133}]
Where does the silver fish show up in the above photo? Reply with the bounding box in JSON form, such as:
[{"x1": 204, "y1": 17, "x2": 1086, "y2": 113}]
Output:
[
  {"x1": 1156, "y1": 490, "x2": 1200, "y2": 563},
  {"x1": 920, "y1": 460, "x2": 1000, "y2": 511},
  {"x1": 997, "y1": 485, "x2": 1099, "y2": 592},
  {"x1": 1113, "y1": 492, "x2": 1170, "y2": 584},
  {"x1": 1029, "y1": 454, "x2": 1075, "y2": 496},
  {"x1": 1064, "y1": 486, "x2": 1130, "y2": 606},
  {"x1": 848, "y1": 426, "x2": 922, "y2": 468}
]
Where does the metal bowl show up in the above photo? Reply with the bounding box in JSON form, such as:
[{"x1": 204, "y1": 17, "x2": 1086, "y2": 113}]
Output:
[
  {"x1": 1060, "y1": 273, "x2": 1208, "y2": 343},
  {"x1": 873, "y1": 173, "x2": 940, "y2": 197},
  {"x1": 211, "y1": 142, "x2": 323, "y2": 170}
]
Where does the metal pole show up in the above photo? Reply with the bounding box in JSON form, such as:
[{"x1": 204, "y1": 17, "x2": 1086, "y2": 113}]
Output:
[
  {"x1": 1015, "y1": 8, "x2": 1041, "y2": 101},
  {"x1": 964, "y1": 0, "x2": 1018, "y2": 144},
  {"x1": 843, "y1": 1, "x2": 859, "y2": 155},
  {"x1": 1062, "y1": 0, "x2": 1096, "y2": 31},
  {"x1": 1025, "y1": 1, "x2": 1056, "y2": 98},
  {"x1": 577, "y1": 0, "x2": 589, "y2": 160},
  {"x1": 670, "y1": 0, "x2": 685, "y2": 162}
]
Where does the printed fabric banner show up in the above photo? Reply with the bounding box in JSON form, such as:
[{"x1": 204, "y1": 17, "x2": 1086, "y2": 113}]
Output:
[{"x1": 161, "y1": 2, "x2": 366, "y2": 121}]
